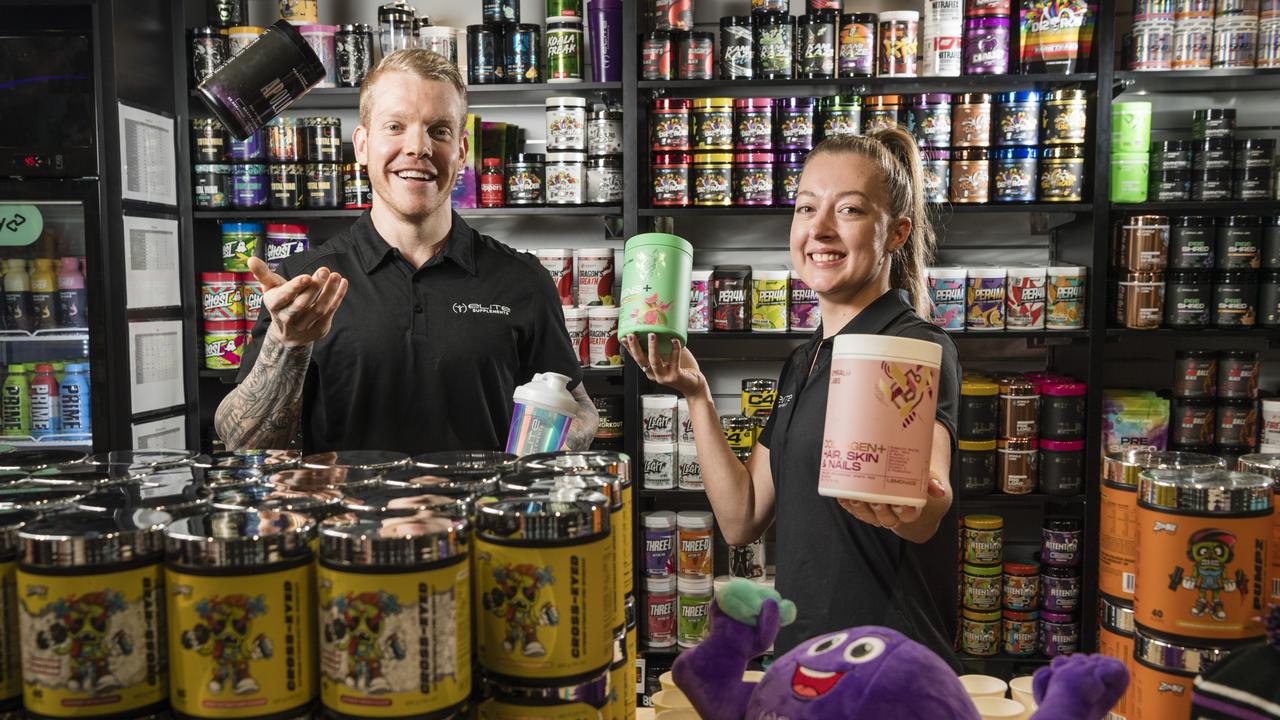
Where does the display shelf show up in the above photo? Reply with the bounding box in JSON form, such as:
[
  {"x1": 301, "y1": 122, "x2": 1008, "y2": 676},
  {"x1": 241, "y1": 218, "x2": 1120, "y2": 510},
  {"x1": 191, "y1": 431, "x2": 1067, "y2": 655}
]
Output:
[
  {"x1": 194, "y1": 207, "x2": 623, "y2": 221},
  {"x1": 1106, "y1": 327, "x2": 1280, "y2": 340},
  {"x1": 1111, "y1": 200, "x2": 1280, "y2": 215},
  {"x1": 686, "y1": 331, "x2": 814, "y2": 341},
  {"x1": 958, "y1": 653, "x2": 1053, "y2": 671},
  {"x1": 190, "y1": 83, "x2": 623, "y2": 112},
  {"x1": 0, "y1": 330, "x2": 91, "y2": 343},
  {"x1": 639, "y1": 73, "x2": 1097, "y2": 96},
  {"x1": 641, "y1": 204, "x2": 1091, "y2": 217},
  {"x1": 640, "y1": 488, "x2": 712, "y2": 500},
  {"x1": 1114, "y1": 68, "x2": 1280, "y2": 94},
  {"x1": 198, "y1": 364, "x2": 625, "y2": 384},
  {"x1": 957, "y1": 493, "x2": 1087, "y2": 507}
]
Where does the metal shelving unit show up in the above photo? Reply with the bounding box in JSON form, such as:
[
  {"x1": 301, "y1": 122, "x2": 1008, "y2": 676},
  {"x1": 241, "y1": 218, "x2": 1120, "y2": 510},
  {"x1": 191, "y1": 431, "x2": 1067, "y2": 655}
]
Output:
[
  {"x1": 194, "y1": 206, "x2": 624, "y2": 221},
  {"x1": 640, "y1": 203, "x2": 1093, "y2": 216}
]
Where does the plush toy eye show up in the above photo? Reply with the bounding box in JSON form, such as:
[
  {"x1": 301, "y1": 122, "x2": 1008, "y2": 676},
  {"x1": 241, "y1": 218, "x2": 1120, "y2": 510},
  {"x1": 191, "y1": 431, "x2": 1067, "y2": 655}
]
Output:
[
  {"x1": 805, "y1": 632, "x2": 848, "y2": 657},
  {"x1": 842, "y1": 637, "x2": 886, "y2": 664}
]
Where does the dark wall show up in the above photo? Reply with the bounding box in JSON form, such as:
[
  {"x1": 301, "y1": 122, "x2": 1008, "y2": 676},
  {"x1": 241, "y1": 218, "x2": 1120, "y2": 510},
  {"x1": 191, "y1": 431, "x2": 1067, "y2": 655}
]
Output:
[{"x1": 107, "y1": 0, "x2": 176, "y2": 112}]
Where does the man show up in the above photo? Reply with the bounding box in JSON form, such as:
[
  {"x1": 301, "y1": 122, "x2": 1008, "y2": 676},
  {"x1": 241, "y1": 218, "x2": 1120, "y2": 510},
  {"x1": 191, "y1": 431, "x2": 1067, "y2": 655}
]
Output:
[{"x1": 215, "y1": 49, "x2": 597, "y2": 454}]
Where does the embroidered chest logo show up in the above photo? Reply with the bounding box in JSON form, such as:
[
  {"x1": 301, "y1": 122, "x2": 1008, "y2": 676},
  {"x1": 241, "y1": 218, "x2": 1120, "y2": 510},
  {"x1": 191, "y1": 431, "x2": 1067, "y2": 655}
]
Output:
[
  {"x1": 774, "y1": 393, "x2": 795, "y2": 410},
  {"x1": 452, "y1": 302, "x2": 512, "y2": 316}
]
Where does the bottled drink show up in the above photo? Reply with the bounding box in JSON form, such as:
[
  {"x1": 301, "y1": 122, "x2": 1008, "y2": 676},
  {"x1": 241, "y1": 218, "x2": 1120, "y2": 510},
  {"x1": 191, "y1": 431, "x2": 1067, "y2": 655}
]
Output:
[
  {"x1": 2, "y1": 364, "x2": 30, "y2": 436},
  {"x1": 59, "y1": 362, "x2": 91, "y2": 437},
  {"x1": 56, "y1": 257, "x2": 87, "y2": 328},
  {"x1": 30, "y1": 258, "x2": 56, "y2": 330},
  {"x1": 30, "y1": 363, "x2": 60, "y2": 437},
  {"x1": 4, "y1": 259, "x2": 33, "y2": 332}
]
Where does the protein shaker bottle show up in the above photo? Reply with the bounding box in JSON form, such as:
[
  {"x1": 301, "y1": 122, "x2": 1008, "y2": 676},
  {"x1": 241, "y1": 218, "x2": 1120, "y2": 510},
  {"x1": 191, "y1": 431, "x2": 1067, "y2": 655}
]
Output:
[{"x1": 505, "y1": 372, "x2": 580, "y2": 456}]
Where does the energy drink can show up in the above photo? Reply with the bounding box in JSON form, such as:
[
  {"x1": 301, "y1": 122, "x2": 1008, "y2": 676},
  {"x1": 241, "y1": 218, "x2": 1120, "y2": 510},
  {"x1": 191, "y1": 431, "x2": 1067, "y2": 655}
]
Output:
[
  {"x1": 165, "y1": 510, "x2": 316, "y2": 719},
  {"x1": 1135, "y1": 468, "x2": 1272, "y2": 640},
  {"x1": 17, "y1": 509, "x2": 172, "y2": 718},
  {"x1": 318, "y1": 512, "x2": 471, "y2": 719},
  {"x1": 473, "y1": 490, "x2": 613, "y2": 683}
]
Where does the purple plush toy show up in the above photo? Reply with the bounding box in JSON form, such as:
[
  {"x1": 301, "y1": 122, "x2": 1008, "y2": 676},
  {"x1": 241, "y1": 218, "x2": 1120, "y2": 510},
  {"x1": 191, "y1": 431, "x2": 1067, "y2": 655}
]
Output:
[{"x1": 673, "y1": 579, "x2": 1130, "y2": 720}]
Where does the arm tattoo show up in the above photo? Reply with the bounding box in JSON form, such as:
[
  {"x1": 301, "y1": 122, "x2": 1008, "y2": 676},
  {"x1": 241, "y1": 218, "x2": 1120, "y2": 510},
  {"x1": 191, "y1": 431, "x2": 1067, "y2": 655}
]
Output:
[
  {"x1": 564, "y1": 384, "x2": 599, "y2": 452},
  {"x1": 214, "y1": 335, "x2": 311, "y2": 450}
]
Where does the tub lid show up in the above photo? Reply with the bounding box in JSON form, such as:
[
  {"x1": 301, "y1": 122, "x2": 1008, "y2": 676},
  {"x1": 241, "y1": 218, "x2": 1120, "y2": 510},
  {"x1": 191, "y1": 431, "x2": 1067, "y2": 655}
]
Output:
[
  {"x1": 644, "y1": 510, "x2": 676, "y2": 529},
  {"x1": 1138, "y1": 468, "x2": 1273, "y2": 513},
  {"x1": 830, "y1": 333, "x2": 942, "y2": 367},
  {"x1": 693, "y1": 153, "x2": 734, "y2": 164},
  {"x1": 302, "y1": 449, "x2": 409, "y2": 471},
  {"x1": 29, "y1": 462, "x2": 151, "y2": 486},
  {"x1": 1048, "y1": 265, "x2": 1087, "y2": 276},
  {"x1": 676, "y1": 509, "x2": 713, "y2": 529},
  {"x1": 320, "y1": 511, "x2": 469, "y2": 567},
  {"x1": 76, "y1": 471, "x2": 212, "y2": 518},
  {"x1": 474, "y1": 488, "x2": 610, "y2": 542},
  {"x1": 962, "y1": 608, "x2": 1000, "y2": 621},
  {"x1": 957, "y1": 439, "x2": 997, "y2": 452},
  {"x1": 269, "y1": 465, "x2": 382, "y2": 492},
  {"x1": 1004, "y1": 560, "x2": 1040, "y2": 575},
  {"x1": 515, "y1": 472, "x2": 623, "y2": 514},
  {"x1": 1041, "y1": 381, "x2": 1087, "y2": 397},
  {"x1": 625, "y1": 232, "x2": 693, "y2": 255},
  {"x1": 211, "y1": 482, "x2": 344, "y2": 516},
  {"x1": 194, "y1": 449, "x2": 302, "y2": 471},
  {"x1": 483, "y1": 670, "x2": 610, "y2": 708},
  {"x1": 1100, "y1": 594, "x2": 1135, "y2": 635},
  {"x1": 0, "y1": 508, "x2": 37, "y2": 557},
  {"x1": 546, "y1": 96, "x2": 587, "y2": 107},
  {"x1": 0, "y1": 448, "x2": 89, "y2": 472},
  {"x1": 1104, "y1": 450, "x2": 1225, "y2": 489},
  {"x1": 691, "y1": 97, "x2": 733, "y2": 110},
  {"x1": 340, "y1": 480, "x2": 469, "y2": 517},
  {"x1": 0, "y1": 480, "x2": 92, "y2": 513},
  {"x1": 381, "y1": 465, "x2": 501, "y2": 501},
  {"x1": 20, "y1": 509, "x2": 171, "y2": 568},
  {"x1": 961, "y1": 378, "x2": 999, "y2": 396},
  {"x1": 1237, "y1": 453, "x2": 1279, "y2": 483},
  {"x1": 165, "y1": 509, "x2": 314, "y2": 569},
  {"x1": 963, "y1": 563, "x2": 1001, "y2": 576},
  {"x1": 518, "y1": 451, "x2": 632, "y2": 489},
  {"x1": 964, "y1": 514, "x2": 1003, "y2": 529},
  {"x1": 996, "y1": 90, "x2": 1041, "y2": 103},
  {"x1": 1134, "y1": 627, "x2": 1240, "y2": 675},
  {"x1": 1040, "y1": 439, "x2": 1085, "y2": 452},
  {"x1": 87, "y1": 449, "x2": 197, "y2": 470}
]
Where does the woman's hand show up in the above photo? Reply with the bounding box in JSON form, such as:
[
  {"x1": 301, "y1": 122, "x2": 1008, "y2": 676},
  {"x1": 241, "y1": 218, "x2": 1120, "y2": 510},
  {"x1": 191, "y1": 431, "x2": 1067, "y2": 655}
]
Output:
[
  {"x1": 837, "y1": 478, "x2": 947, "y2": 529},
  {"x1": 621, "y1": 334, "x2": 707, "y2": 398}
]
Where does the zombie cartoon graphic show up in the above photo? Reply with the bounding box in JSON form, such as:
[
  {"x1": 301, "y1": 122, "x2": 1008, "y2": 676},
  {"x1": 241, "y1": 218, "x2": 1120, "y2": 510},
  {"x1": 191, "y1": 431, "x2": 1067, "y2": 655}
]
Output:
[
  {"x1": 482, "y1": 564, "x2": 558, "y2": 657},
  {"x1": 1171, "y1": 528, "x2": 1247, "y2": 621},
  {"x1": 324, "y1": 591, "x2": 406, "y2": 693},
  {"x1": 35, "y1": 590, "x2": 132, "y2": 694},
  {"x1": 181, "y1": 594, "x2": 273, "y2": 695}
]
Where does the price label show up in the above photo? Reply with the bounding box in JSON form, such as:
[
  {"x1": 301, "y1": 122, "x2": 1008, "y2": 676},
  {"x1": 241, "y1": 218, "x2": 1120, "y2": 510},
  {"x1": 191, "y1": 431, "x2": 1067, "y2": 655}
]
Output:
[{"x1": 0, "y1": 204, "x2": 43, "y2": 246}]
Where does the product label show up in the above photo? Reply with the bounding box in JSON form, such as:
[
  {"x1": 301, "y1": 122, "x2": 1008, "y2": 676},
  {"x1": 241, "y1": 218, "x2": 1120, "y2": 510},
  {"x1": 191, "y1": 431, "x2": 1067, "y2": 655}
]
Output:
[
  {"x1": 721, "y1": 28, "x2": 753, "y2": 76},
  {"x1": 823, "y1": 110, "x2": 861, "y2": 138},
  {"x1": 204, "y1": 332, "x2": 245, "y2": 370},
  {"x1": 587, "y1": 119, "x2": 622, "y2": 155},
  {"x1": 546, "y1": 165, "x2": 583, "y2": 205},
  {"x1": 651, "y1": 168, "x2": 688, "y2": 205},
  {"x1": 474, "y1": 535, "x2": 614, "y2": 678},
  {"x1": 167, "y1": 564, "x2": 314, "y2": 718},
  {"x1": 2, "y1": 560, "x2": 18, "y2": 703},
  {"x1": 587, "y1": 317, "x2": 621, "y2": 367},
  {"x1": 505, "y1": 402, "x2": 573, "y2": 456},
  {"x1": 577, "y1": 253, "x2": 615, "y2": 307},
  {"x1": 1046, "y1": 275, "x2": 1086, "y2": 329},
  {"x1": 1003, "y1": 617, "x2": 1038, "y2": 656},
  {"x1": 29, "y1": 383, "x2": 56, "y2": 433},
  {"x1": 963, "y1": 574, "x2": 1002, "y2": 611},
  {"x1": 17, "y1": 564, "x2": 166, "y2": 717},
  {"x1": 645, "y1": 592, "x2": 676, "y2": 646},
  {"x1": 677, "y1": 593, "x2": 710, "y2": 647},
  {"x1": 318, "y1": 562, "x2": 470, "y2": 717},
  {"x1": 819, "y1": 358, "x2": 939, "y2": 505},
  {"x1": 688, "y1": 279, "x2": 709, "y2": 332},
  {"x1": 751, "y1": 279, "x2": 788, "y2": 331},
  {"x1": 1042, "y1": 574, "x2": 1081, "y2": 612},
  {"x1": 641, "y1": 406, "x2": 675, "y2": 442},
  {"x1": 546, "y1": 109, "x2": 585, "y2": 151},
  {"x1": 643, "y1": 530, "x2": 675, "y2": 577},
  {"x1": 538, "y1": 253, "x2": 573, "y2": 306},
  {"x1": 677, "y1": 530, "x2": 711, "y2": 577},
  {"x1": 507, "y1": 169, "x2": 543, "y2": 204},
  {"x1": 1003, "y1": 574, "x2": 1040, "y2": 611},
  {"x1": 1100, "y1": 484, "x2": 1138, "y2": 598},
  {"x1": 758, "y1": 27, "x2": 792, "y2": 74},
  {"x1": 241, "y1": 282, "x2": 263, "y2": 323},
  {"x1": 789, "y1": 280, "x2": 819, "y2": 330},
  {"x1": 652, "y1": 115, "x2": 689, "y2": 150},
  {"x1": 1133, "y1": 506, "x2": 1270, "y2": 640},
  {"x1": 1007, "y1": 275, "x2": 1047, "y2": 328},
  {"x1": 961, "y1": 617, "x2": 998, "y2": 655},
  {"x1": 729, "y1": 541, "x2": 765, "y2": 580},
  {"x1": 221, "y1": 232, "x2": 258, "y2": 273},
  {"x1": 966, "y1": 277, "x2": 1006, "y2": 329},
  {"x1": 643, "y1": 449, "x2": 675, "y2": 489},
  {"x1": 203, "y1": 283, "x2": 244, "y2": 321},
  {"x1": 964, "y1": 528, "x2": 1004, "y2": 565},
  {"x1": 838, "y1": 22, "x2": 875, "y2": 75}
]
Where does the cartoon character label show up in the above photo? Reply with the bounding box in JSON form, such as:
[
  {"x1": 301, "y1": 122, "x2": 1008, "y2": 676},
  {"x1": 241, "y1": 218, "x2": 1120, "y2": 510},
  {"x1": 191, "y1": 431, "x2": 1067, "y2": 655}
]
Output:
[
  {"x1": 318, "y1": 562, "x2": 470, "y2": 717},
  {"x1": 167, "y1": 564, "x2": 315, "y2": 718},
  {"x1": 1133, "y1": 507, "x2": 1270, "y2": 640},
  {"x1": 17, "y1": 564, "x2": 167, "y2": 717},
  {"x1": 474, "y1": 535, "x2": 614, "y2": 679}
]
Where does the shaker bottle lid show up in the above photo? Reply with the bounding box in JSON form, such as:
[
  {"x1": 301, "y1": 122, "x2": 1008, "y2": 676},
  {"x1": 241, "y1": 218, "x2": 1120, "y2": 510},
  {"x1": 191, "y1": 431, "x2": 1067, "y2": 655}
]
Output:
[
  {"x1": 1103, "y1": 449, "x2": 1225, "y2": 489},
  {"x1": 677, "y1": 510, "x2": 713, "y2": 529},
  {"x1": 475, "y1": 488, "x2": 610, "y2": 542},
  {"x1": 518, "y1": 452, "x2": 632, "y2": 489},
  {"x1": 518, "y1": 472, "x2": 623, "y2": 513},
  {"x1": 20, "y1": 509, "x2": 172, "y2": 568},
  {"x1": 269, "y1": 465, "x2": 382, "y2": 491},
  {"x1": 0, "y1": 480, "x2": 92, "y2": 512},
  {"x1": 211, "y1": 483, "x2": 344, "y2": 517},
  {"x1": 964, "y1": 514, "x2": 1003, "y2": 530},
  {"x1": 165, "y1": 509, "x2": 314, "y2": 569},
  {"x1": 339, "y1": 480, "x2": 469, "y2": 517},
  {"x1": 320, "y1": 512, "x2": 470, "y2": 567},
  {"x1": 644, "y1": 510, "x2": 677, "y2": 529},
  {"x1": 0, "y1": 448, "x2": 89, "y2": 471},
  {"x1": 1138, "y1": 468, "x2": 1273, "y2": 513},
  {"x1": 301, "y1": 449, "x2": 409, "y2": 471}
]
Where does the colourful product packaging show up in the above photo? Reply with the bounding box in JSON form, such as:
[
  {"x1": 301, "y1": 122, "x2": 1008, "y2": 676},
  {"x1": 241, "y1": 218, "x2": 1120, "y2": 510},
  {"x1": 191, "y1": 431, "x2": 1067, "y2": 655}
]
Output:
[
  {"x1": 202, "y1": 272, "x2": 243, "y2": 321},
  {"x1": 536, "y1": 248, "x2": 574, "y2": 306},
  {"x1": 240, "y1": 274, "x2": 263, "y2": 323},
  {"x1": 563, "y1": 306, "x2": 588, "y2": 366},
  {"x1": 643, "y1": 511, "x2": 677, "y2": 577},
  {"x1": 645, "y1": 576, "x2": 677, "y2": 647},
  {"x1": 818, "y1": 334, "x2": 941, "y2": 507},
  {"x1": 577, "y1": 248, "x2": 616, "y2": 306},
  {"x1": 221, "y1": 222, "x2": 262, "y2": 272},
  {"x1": 676, "y1": 511, "x2": 713, "y2": 578},
  {"x1": 966, "y1": 266, "x2": 1007, "y2": 330},
  {"x1": 688, "y1": 269, "x2": 712, "y2": 332},
  {"x1": 676, "y1": 575, "x2": 712, "y2": 648},
  {"x1": 1006, "y1": 266, "x2": 1047, "y2": 329},
  {"x1": 204, "y1": 320, "x2": 250, "y2": 369},
  {"x1": 750, "y1": 269, "x2": 789, "y2": 332},
  {"x1": 1103, "y1": 390, "x2": 1170, "y2": 457},
  {"x1": 1046, "y1": 265, "x2": 1087, "y2": 329},
  {"x1": 505, "y1": 372, "x2": 578, "y2": 456},
  {"x1": 618, "y1": 234, "x2": 692, "y2": 354},
  {"x1": 927, "y1": 266, "x2": 966, "y2": 331},
  {"x1": 264, "y1": 224, "x2": 309, "y2": 272},
  {"x1": 788, "y1": 272, "x2": 820, "y2": 331}
]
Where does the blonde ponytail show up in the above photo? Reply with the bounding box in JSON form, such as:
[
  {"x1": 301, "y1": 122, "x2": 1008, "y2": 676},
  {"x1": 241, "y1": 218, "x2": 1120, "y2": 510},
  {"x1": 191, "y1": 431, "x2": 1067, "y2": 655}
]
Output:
[{"x1": 804, "y1": 128, "x2": 938, "y2": 318}]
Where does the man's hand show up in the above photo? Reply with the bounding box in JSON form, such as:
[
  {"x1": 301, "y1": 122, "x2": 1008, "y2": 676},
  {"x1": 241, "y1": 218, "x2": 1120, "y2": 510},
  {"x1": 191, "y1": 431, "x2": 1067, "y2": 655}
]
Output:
[{"x1": 250, "y1": 257, "x2": 349, "y2": 348}]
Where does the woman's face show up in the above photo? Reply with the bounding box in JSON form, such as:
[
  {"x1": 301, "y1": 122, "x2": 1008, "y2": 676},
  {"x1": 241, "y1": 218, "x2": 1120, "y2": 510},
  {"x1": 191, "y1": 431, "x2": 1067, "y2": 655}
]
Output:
[{"x1": 789, "y1": 152, "x2": 909, "y2": 302}]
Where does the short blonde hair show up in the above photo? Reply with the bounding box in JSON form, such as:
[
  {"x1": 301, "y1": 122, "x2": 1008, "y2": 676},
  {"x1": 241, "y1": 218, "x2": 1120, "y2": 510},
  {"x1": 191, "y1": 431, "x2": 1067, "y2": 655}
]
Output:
[{"x1": 358, "y1": 48, "x2": 468, "y2": 127}]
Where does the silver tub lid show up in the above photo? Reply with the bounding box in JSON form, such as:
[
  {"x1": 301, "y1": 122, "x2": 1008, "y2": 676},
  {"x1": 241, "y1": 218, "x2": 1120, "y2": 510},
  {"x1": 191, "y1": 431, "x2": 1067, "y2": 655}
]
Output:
[
  {"x1": 165, "y1": 509, "x2": 313, "y2": 569},
  {"x1": 320, "y1": 511, "x2": 469, "y2": 568},
  {"x1": 475, "y1": 488, "x2": 610, "y2": 543},
  {"x1": 20, "y1": 509, "x2": 172, "y2": 568},
  {"x1": 1138, "y1": 468, "x2": 1274, "y2": 513}
]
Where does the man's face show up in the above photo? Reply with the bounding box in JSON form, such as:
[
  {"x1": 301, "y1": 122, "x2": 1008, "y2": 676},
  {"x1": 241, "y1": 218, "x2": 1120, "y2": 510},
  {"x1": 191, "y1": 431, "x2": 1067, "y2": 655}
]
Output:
[{"x1": 353, "y1": 71, "x2": 468, "y2": 223}]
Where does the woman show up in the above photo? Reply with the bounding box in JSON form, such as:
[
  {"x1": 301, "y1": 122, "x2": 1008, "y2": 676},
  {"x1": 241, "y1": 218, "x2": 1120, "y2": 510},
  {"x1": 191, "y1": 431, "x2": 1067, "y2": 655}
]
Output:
[{"x1": 623, "y1": 128, "x2": 962, "y2": 666}]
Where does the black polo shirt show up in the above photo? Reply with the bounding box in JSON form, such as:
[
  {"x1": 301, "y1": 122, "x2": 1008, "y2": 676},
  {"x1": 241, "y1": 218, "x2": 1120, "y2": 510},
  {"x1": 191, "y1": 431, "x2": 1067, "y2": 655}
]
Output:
[
  {"x1": 236, "y1": 211, "x2": 583, "y2": 454},
  {"x1": 758, "y1": 288, "x2": 962, "y2": 668}
]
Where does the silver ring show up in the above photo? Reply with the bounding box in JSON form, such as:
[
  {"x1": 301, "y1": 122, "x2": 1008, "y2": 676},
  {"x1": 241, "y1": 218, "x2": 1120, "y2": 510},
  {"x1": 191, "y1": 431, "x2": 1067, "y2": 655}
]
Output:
[{"x1": 638, "y1": 365, "x2": 650, "y2": 372}]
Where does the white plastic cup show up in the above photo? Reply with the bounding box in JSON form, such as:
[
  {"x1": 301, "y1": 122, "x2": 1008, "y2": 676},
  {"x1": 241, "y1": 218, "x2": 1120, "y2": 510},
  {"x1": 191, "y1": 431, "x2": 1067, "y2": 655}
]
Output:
[
  {"x1": 959, "y1": 674, "x2": 1009, "y2": 699},
  {"x1": 818, "y1": 334, "x2": 942, "y2": 507},
  {"x1": 644, "y1": 441, "x2": 676, "y2": 489},
  {"x1": 655, "y1": 709, "x2": 700, "y2": 720},
  {"x1": 588, "y1": 305, "x2": 621, "y2": 366},
  {"x1": 536, "y1": 248, "x2": 574, "y2": 306},
  {"x1": 563, "y1": 306, "x2": 587, "y2": 366},
  {"x1": 658, "y1": 670, "x2": 678, "y2": 692},
  {"x1": 642, "y1": 394, "x2": 678, "y2": 442},
  {"x1": 1008, "y1": 676, "x2": 1037, "y2": 713},
  {"x1": 651, "y1": 689, "x2": 692, "y2": 713},
  {"x1": 973, "y1": 697, "x2": 1027, "y2": 720}
]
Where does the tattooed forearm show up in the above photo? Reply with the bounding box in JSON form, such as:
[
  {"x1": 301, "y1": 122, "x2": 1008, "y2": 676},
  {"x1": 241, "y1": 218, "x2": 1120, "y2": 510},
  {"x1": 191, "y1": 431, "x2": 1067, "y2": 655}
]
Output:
[
  {"x1": 564, "y1": 383, "x2": 599, "y2": 451},
  {"x1": 214, "y1": 335, "x2": 311, "y2": 450}
]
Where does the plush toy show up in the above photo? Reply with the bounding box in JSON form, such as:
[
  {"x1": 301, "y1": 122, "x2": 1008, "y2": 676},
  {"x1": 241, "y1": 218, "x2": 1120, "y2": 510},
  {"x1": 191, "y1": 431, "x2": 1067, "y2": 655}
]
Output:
[{"x1": 673, "y1": 579, "x2": 1130, "y2": 720}]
